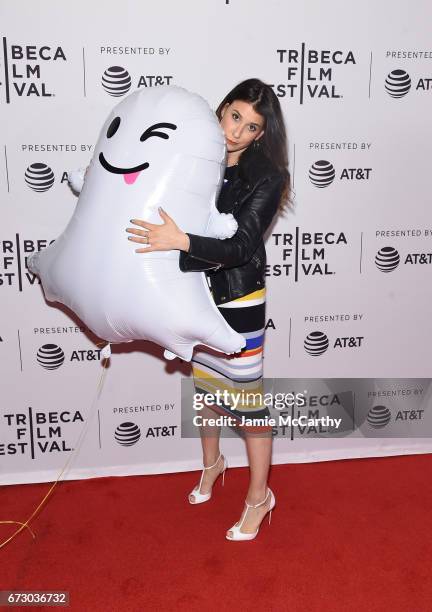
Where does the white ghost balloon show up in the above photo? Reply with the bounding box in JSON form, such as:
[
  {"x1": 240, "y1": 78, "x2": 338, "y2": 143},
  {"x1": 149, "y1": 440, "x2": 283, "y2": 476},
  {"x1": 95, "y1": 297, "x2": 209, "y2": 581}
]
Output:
[{"x1": 28, "y1": 85, "x2": 246, "y2": 361}]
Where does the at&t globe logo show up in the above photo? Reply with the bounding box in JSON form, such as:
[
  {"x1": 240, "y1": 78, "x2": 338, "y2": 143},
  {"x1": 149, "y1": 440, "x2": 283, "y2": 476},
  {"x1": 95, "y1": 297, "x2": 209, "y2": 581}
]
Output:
[
  {"x1": 101, "y1": 66, "x2": 132, "y2": 97},
  {"x1": 385, "y1": 70, "x2": 411, "y2": 98},
  {"x1": 309, "y1": 160, "x2": 335, "y2": 188},
  {"x1": 25, "y1": 163, "x2": 55, "y2": 192},
  {"x1": 304, "y1": 331, "x2": 329, "y2": 356},
  {"x1": 115, "y1": 422, "x2": 141, "y2": 446},
  {"x1": 37, "y1": 344, "x2": 65, "y2": 370},
  {"x1": 375, "y1": 247, "x2": 400, "y2": 272},
  {"x1": 367, "y1": 405, "x2": 391, "y2": 428}
]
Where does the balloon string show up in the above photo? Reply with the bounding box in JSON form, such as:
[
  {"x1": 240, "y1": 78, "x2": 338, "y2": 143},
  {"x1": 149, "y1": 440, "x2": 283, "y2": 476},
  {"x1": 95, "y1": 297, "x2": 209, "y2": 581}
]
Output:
[{"x1": 0, "y1": 344, "x2": 111, "y2": 550}]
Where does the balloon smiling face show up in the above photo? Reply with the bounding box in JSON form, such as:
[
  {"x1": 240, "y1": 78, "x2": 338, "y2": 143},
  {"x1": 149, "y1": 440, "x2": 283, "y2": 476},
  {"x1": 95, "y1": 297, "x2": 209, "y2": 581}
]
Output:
[
  {"x1": 98, "y1": 116, "x2": 178, "y2": 185},
  {"x1": 86, "y1": 86, "x2": 227, "y2": 206}
]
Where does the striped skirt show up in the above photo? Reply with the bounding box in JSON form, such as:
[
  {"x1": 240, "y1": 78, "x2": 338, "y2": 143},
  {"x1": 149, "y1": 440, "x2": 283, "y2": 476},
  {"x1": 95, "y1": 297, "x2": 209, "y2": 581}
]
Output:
[{"x1": 191, "y1": 287, "x2": 272, "y2": 435}]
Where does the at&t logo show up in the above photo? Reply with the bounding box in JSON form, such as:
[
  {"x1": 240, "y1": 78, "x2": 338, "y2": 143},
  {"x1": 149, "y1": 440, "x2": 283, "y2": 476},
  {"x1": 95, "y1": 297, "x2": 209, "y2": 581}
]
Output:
[
  {"x1": 23, "y1": 164, "x2": 70, "y2": 192},
  {"x1": 36, "y1": 343, "x2": 103, "y2": 369},
  {"x1": 115, "y1": 422, "x2": 141, "y2": 446},
  {"x1": 304, "y1": 331, "x2": 364, "y2": 355},
  {"x1": 385, "y1": 69, "x2": 432, "y2": 98},
  {"x1": 102, "y1": 66, "x2": 132, "y2": 96},
  {"x1": 37, "y1": 344, "x2": 65, "y2": 370},
  {"x1": 367, "y1": 405, "x2": 391, "y2": 428},
  {"x1": 25, "y1": 163, "x2": 55, "y2": 192},
  {"x1": 114, "y1": 422, "x2": 177, "y2": 446},
  {"x1": 304, "y1": 331, "x2": 329, "y2": 355},
  {"x1": 385, "y1": 70, "x2": 411, "y2": 98},
  {"x1": 375, "y1": 247, "x2": 400, "y2": 272},
  {"x1": 367, "y1": 405, "x2": 424, "y2": 428},
  {"x1": 101, "y1": 65, "x2": 173, "y2": 97},
  {"x1": 309, "y1": 160, "x2": 372, "y2": 187},
  {"x1": 375, "y1": 246, "x2": 432, "y2": 272}
]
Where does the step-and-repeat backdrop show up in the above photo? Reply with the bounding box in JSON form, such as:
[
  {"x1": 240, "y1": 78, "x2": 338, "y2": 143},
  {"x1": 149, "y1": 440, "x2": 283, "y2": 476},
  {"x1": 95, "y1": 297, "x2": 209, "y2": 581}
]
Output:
[{"x1": 1, "y1": 0, "x2": 431, "y2": 485}]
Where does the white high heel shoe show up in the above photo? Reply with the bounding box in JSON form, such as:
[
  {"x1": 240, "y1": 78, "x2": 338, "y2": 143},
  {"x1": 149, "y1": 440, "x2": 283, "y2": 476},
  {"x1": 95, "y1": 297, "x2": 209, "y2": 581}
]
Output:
[
  {"x1": 188, "y1": 453, "x2": 228, "y2": 504},
  {"x1": 226, "y1": 487, "x2": 276, "y2": 541}
]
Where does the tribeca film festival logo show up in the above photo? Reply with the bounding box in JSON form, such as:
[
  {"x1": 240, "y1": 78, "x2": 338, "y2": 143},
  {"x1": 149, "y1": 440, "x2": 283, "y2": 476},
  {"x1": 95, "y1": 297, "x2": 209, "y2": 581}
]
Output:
[
  {"x1": 36, "y1": 343, "x2": 103, "y2": 369},
  {"x1": 304, "y1": 331, "x2": 364, "y2": 355},
  {"x1": 0, "y1": 39, "x2": 66, "y2": 103},
  {"x1": 114, "y1": 421, "x2": 177, "y2": 446},
  {"x1": 374, "y1": 229, "x2": 432, "y2": 272},
  {"x1": 0, "y1": 237, "x2": 53, "y2": 290},
  {"x1": 0, "y1": 408, "x2": 83, "y2": 459},
  {"x1": 265, "y1": 229, "x2": 348, "y2": 281},
  {"x1": 273, "y1": 45, "x2": 356, "y2": 103}
]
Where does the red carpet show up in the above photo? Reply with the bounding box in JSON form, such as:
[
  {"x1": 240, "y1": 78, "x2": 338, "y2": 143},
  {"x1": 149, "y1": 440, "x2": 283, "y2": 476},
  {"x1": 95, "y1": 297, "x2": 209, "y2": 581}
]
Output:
[{"x1": 1, "y1": 454, "x2": 431, "y2": 611}]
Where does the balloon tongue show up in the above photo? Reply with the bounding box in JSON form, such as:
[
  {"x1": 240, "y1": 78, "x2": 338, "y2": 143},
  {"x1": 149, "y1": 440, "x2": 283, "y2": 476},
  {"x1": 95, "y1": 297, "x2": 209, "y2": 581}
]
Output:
[{"x1": 124, "y1": 171, "x2": 140, "y2": 185}]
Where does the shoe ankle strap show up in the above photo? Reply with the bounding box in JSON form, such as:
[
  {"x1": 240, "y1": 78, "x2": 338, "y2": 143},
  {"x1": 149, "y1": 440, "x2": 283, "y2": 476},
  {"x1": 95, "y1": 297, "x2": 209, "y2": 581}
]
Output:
[
  {"x1": 245, "y1": 488, "x2": 270, "y2": 509},
  {"x1": 203, "y1": 453, "x2": 222, "y2": 470}
]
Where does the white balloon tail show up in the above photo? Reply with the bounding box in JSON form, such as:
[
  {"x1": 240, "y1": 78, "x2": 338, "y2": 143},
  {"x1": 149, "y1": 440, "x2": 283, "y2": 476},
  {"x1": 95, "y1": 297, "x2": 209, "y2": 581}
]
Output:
[
  {"x1": 203, "y1": 324, "x2": 246, "y2": 354},
  {"x1": 164, "y1": 349, "x2": 180, "y2": 361},
  {"x1": 205, "y1": 210, "x2": 238, "y2": 239},
  {"x1": 68, "y1": 168, "x2": 85, "y2": 194},
  {"x1": 101, "y1": 343, "x2": 112, "y2": 359},
  {"x1": 27, "y1": 252, "x2": 40, "y2": 276}
]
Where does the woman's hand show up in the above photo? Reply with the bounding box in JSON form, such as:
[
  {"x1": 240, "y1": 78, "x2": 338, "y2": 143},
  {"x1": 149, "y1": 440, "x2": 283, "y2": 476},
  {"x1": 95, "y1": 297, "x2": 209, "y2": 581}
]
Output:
[{"x1": 126, "y1": 207, "x2": 190, "y2": 253}]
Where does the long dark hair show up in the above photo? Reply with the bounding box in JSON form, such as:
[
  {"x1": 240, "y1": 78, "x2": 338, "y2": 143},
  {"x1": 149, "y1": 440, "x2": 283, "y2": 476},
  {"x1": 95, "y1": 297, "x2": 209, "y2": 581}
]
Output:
[{"x1": 215, "y1": 78, "x2": 292, "y2": 211}]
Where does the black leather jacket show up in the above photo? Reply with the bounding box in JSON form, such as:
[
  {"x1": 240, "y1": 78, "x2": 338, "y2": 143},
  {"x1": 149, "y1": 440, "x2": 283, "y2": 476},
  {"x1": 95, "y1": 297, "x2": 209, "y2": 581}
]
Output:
[{"x1": 179, "y1": 149, "x2": 284, "y2": 305}]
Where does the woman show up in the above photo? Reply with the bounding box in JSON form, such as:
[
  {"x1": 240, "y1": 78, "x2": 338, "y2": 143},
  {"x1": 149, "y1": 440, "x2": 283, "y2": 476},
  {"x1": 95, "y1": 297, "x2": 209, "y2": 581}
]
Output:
[{"x1": 127, "y1": 78, "x2": 291, "y2": 541}]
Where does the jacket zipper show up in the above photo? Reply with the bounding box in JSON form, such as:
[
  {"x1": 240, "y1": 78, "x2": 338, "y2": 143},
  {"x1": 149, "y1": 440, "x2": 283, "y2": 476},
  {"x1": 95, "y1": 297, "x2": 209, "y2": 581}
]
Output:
[{"x1": 188, "y1": 253, "x2": 222, "y2": 271}]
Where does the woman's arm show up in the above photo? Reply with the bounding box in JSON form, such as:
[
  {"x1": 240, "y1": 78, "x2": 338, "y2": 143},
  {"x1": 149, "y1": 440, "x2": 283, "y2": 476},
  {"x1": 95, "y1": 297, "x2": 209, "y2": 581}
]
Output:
[{"x1": 179, "y1": 173, "x2": 284, "y2": 272}]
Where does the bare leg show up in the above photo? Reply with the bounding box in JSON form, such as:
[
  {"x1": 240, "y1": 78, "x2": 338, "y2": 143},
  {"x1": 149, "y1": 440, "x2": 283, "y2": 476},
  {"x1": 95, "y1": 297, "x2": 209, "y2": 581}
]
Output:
[
  {"x1": 226, "y1": 432, "x2": 273, "y2": 537},
  {"x1": 189, "y1": 403, "x2": 225, "y2": 502}
]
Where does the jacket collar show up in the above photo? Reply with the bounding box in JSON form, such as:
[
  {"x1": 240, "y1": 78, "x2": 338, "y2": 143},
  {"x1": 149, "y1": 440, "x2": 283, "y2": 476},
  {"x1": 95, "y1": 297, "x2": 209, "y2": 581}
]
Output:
[{"x1": 237, "y1": 148, "x2": 276, "y2": 185}]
